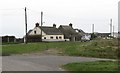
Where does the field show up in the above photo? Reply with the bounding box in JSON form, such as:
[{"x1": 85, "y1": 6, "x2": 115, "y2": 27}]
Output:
[
  {"x1": 1, "y1": 38, "x2": 118, "y2": 59},
  {"x1": 62, "y1": 60, "x2": 118, "y2": 71}
]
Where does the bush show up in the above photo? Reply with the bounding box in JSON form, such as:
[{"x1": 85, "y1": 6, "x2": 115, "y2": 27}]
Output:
[{"x1": 91, "y1": 33, "x2": 97, "y2": 40}]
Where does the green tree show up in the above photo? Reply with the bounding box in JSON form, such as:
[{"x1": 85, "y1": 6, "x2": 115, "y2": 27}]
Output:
[{"x1": 91, "y1": 33, "x2": 97, "y2": 40}]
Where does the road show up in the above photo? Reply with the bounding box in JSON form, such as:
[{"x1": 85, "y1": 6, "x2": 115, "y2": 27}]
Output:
[
  {"x1": 0, "y1": 56, "x2": 2, "y2": 72},
  {"x1": 2, "y1": 55, "x2": 111, "y2": 71}
]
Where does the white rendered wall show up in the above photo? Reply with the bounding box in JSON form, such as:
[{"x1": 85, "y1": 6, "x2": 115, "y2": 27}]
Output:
[
  {"x1": 29, "y1": 27, "x2": 46, "y2": 35},
  {"x1": 42, "y1": 35, "x2": 65, "y2": 41}
]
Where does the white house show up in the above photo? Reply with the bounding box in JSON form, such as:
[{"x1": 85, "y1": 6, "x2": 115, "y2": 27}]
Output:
[{"x1": 27, "y1": 23, "x2": 65, "y2": 42}]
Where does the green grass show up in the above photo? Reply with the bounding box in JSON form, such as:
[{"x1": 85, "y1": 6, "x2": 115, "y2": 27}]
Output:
[
  {"x1": 62, "y1": 60, "x2": 118, "y2": 71},
  {"x1": 1, "y1": 39, "x2": 118, "y2": 58},
  {"x1": 2, "y1": 43, "x2": 48, "y2": 55},
  {"x1": 2, "y1": 42, "x2": 20, "y2": 45}
]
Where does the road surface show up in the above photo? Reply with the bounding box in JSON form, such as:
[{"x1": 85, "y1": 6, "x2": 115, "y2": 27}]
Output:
[{"x1": 2, "y1": 55, "x2": 111, "y2": 71}]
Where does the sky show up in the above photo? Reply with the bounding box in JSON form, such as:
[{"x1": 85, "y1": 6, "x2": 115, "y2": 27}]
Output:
[{"x1": 0, "y1": 0, "x2": 119, "y2": 38}]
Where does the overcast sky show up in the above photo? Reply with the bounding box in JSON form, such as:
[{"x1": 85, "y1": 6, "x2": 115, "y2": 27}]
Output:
[{"x1": 0, "y1": 0, "x2": 119, "y2": 38}]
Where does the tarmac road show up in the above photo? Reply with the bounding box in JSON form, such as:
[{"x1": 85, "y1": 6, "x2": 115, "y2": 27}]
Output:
[
  {"x1": 2, "y1": 55, "x2": 112, "y2": 71},
  {"x1": 0, "y1": 56, "x2": 2, "y2": 72}
]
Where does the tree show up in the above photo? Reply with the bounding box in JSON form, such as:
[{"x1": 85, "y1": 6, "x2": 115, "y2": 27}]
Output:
[{"x1": 90, "y1": 33, "x2": 97, "y2": 40}]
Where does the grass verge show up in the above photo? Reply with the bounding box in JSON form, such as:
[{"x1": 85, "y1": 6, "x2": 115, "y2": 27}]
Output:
[
  {"x1": 1, "y1": 39, "x2": 118, "y2": 59},
  {"x1": 62, "y1": 60, "x2": 118, "y2": 71}
]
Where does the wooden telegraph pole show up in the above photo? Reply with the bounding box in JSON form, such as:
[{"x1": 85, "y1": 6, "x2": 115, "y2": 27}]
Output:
[
  {"x1": 113, "y1": 25, "x2": 114, "y2": 37},
  {"x1": 92, "y1": 24, "x2": 94, "y2": 33},
  {"x1": 41, "y1": 12, "x2": 43, "y2": 42},
  {"x1": 25, "y1": 7, "x2": 28, "y2": 44},
  {"x1": 110, "y1": 19, "x2": 112, "y2": 38}
]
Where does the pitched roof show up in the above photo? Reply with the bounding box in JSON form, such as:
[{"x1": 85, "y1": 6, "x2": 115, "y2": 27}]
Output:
[
  {"x1": 58, "y1": 25, "x2": 77, "y2": 35},
  {"x1": 39, "y1": 26, "x2": 63, "y2": 35},
  {"x1": 74, "y1": 29, "x2": 85, "y2": 36},
  {"x1": 28, "y1": 30, "x2": 32, "y2": 34}
]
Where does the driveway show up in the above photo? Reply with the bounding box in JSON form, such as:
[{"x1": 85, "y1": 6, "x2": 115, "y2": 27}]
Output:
[{"x1": 2, "y1": 55, "x2": 112, "y2": 71}]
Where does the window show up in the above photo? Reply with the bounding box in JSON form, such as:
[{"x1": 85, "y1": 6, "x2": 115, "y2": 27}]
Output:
[
  {"x1": 56, "y1": 36, "x2": 58, "y2": 39},
  {"x1": 59, "y1": 36, "x2": 62, "y2": 39},
  {"x1": 34, "y1": 31, "x2": 36, "y2": 34},
  {"x1": 44, "y1": 37, "x2": 46, "y2": 39},
  {"x1": 50, "y1": 36, "x2": 53, "y2": 39}
]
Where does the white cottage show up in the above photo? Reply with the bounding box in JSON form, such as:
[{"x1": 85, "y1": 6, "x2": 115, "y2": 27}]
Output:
[{"x1": 27, "y1": 23, "x2": 65, "y2": 42}]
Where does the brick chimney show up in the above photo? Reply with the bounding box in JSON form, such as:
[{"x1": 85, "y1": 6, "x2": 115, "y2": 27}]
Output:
[
  {"x1": 69, "y1": 23, "x2": 72, "y2": 27},
  {"x1": 35, "y1": 23, "x2": 39, "y2": 27},
  {"x1": 53, "y1": 23, "x2": 56, "y2": 28}
]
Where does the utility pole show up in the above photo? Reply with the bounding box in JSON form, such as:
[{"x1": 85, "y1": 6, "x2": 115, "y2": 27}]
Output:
[
  {"x1": 41, "y1": 12, "x2": 43, "y2": 42},
  {"x1": 25, "y1": 7, "x2": 27, "y2": 44},
  {"x1": 113, "y1": 25, "x2": 114, "y2": 37},
  {"x1": 92, "y1": 24, "x2": 94, "y2": 33},
  {"x1": 110, "y1": 19, "x2": 112, "y2": 37}
]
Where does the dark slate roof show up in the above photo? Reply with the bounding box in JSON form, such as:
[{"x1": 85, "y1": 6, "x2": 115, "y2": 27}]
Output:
[
  {"x1": 39, "y1": 26, "x2": 63, "y2": 35},
  {"x1": 28, "y1": 30, "x2": 32, "y2": 34},
  {"x1": 74, "y1": 29, "x2": 85, "y2": 36},
  {"x1": 78, "y1": 29, "x2": 85, "y2": 33},
  {"x1": 58, "y1": 25, "x2": 77, "y2": 35}
]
